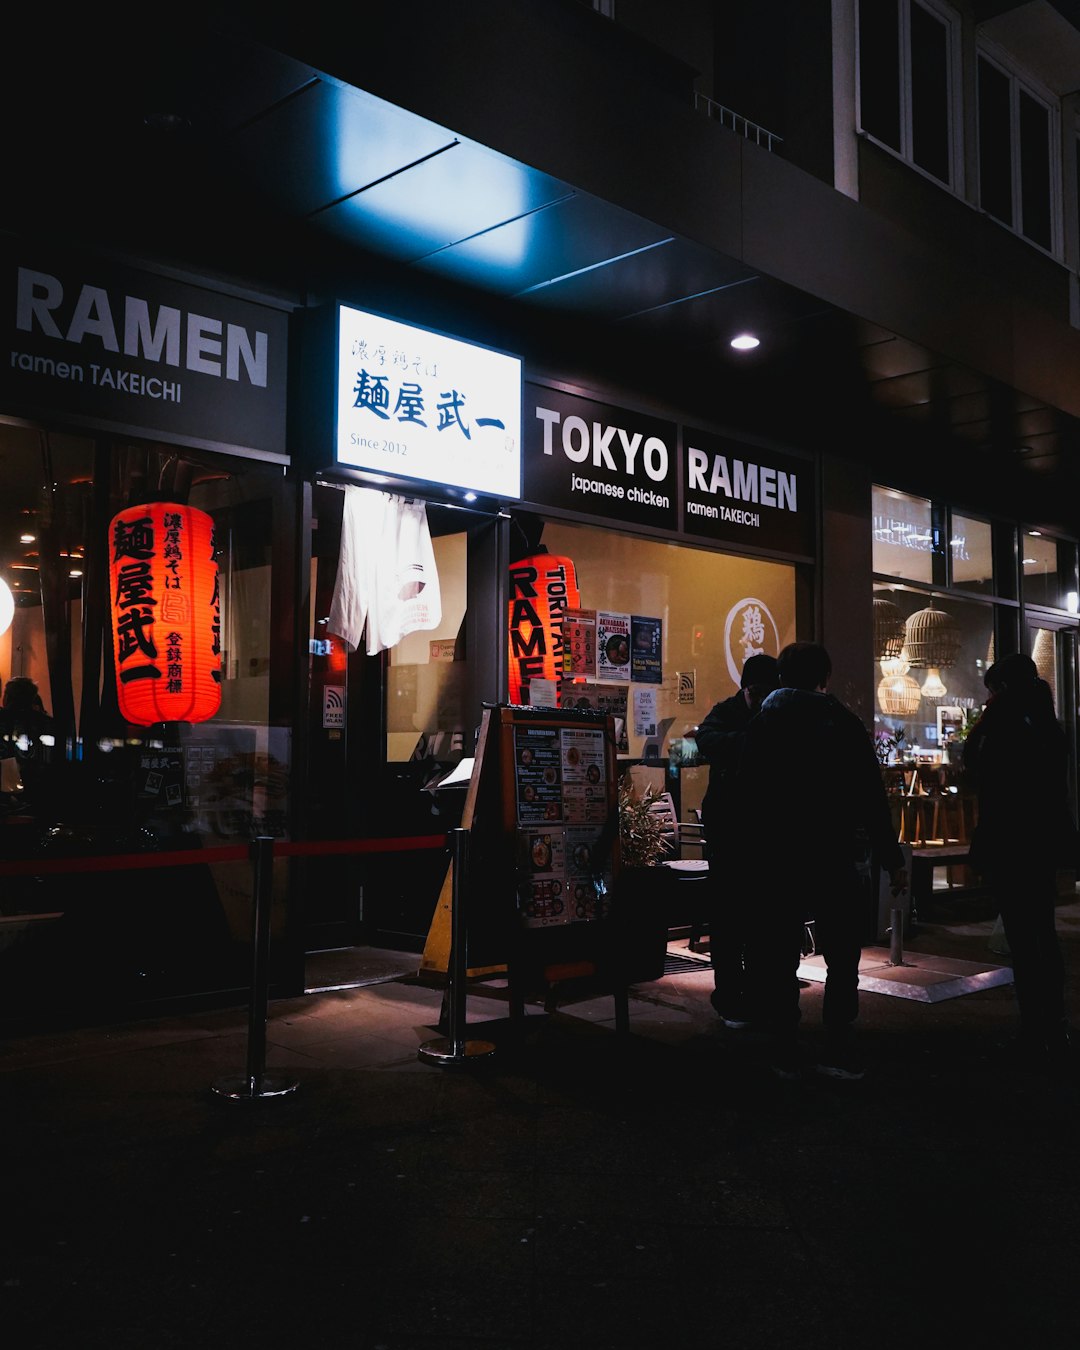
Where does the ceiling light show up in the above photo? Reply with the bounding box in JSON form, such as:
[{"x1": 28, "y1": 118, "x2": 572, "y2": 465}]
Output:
[
  {"x1": 920, "y1": 667, "x2": 948, "y2": 699},
  {"x1": 730, "y1": 333, "x2": 760, "y2": 350},
  {"x1": 880, "y1": 652, "x2": 911, "y2": 678},
  {"x1": 19, "y1": 533, "x2": 35, "y2": 544}
]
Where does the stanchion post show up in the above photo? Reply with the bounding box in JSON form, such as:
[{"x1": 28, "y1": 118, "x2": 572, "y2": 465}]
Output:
[
  {"x1": 419, "y1": 827, "x2": 496, "y2": 1066},
  {"x1": 888, "y1": 905, "x2": 905, "y2": 966},
  {"x1": 212, "y1": 836, "x2": 300, "y2": 1102}
]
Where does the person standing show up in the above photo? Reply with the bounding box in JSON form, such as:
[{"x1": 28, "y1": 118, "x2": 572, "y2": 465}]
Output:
[
  {"x1": 0, "y1": 676, "x2": 54, "y2": 813},
  {"x1": 962, "y1": 653, "x2": 1077, "y2": 1070},
  {"x1": 696, "y1": 653, "x2": 780, "y2": 1028},
  {"x1": 734, "y1": 642, "x2": 907, "y2": 1080}
]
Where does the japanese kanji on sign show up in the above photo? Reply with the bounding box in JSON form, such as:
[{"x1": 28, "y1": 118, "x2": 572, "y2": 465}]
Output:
[{"x1": 108, "y1": 501, "x2": 222, "y2": 726}]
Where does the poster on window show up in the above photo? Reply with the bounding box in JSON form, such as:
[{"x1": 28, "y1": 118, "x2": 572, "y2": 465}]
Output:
[
  {"x1": 633, "y1": 687, "x2": 658, "y2": 738},
  {"x1": 563, "y1": 608, "x2": 597, "y2": 678},
  {"x1": 630, "y1": 615, "x2": 662, "y2": 684},
  {"x1": 597, "y1": 611, "x2": 631, "y2": 682}
]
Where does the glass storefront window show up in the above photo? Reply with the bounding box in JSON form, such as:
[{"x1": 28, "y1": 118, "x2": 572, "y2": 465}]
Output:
[
  {"x1": 532, "y1": 518, "x2": 798, "y2": 822},
  {"x1": 0, "y1": 433, "x2": 286, "y2": 837},
  {"x1": 873, "y1": 584, "x2": 994, "y2": 766},
  {"x1": 0, "y1": 423, "x2": 290, "y2": 1003},
  {"x1": 949, "y1": 512, "x2": 994, "y2": 593},
  {"x1": 387, "y1": 530, "x2": 468, "y2": 764},
  {"x1": 1030, "y1": 624, "x2": 1060, "y2": 713},
  {"x1": 872, "y1": 486, "x2": 937, "y2": 583},
  {"x1": 1022, "y1": 531, "x2": 1078, "y2": 611}
]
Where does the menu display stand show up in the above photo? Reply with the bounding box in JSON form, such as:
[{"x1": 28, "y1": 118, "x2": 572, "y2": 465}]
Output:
[{"x1": 419, "y1": 703, "x2": 632, "y2": 1039}]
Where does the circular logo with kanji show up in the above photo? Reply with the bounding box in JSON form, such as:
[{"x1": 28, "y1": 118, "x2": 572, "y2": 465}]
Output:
[{"x1": 724, "y1": 598, "x2": 780, "y2": 686}]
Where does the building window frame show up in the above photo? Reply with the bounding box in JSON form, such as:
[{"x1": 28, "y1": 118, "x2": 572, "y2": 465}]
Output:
[
  {"x1": 856, "y1": 0, "x2": 964, "y2": 193},
  {"x1": 976, "y1": 39, "x2": 1062, "y2": 259}
]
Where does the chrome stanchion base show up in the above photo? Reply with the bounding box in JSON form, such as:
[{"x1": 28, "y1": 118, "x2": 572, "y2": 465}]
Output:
[
  {"x1": 417, "y1": 1037, "x2": 497, "y2": 1066},
  {"x1": 210, "y1": 1073, "x2": 301, "y2": 1101}
]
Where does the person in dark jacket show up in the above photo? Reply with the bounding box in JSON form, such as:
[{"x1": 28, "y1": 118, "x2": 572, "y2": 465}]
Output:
[
  {"x1": 962, "y1": 652, "x2": 1077, "y2": 1067},
  {"x1": 733, "y1": 641, "x2": 907, "y2": 1080},
  {"x1": 696, "y1": 653, "x2": 780, "y2": 1027},
  {"x1": 0, "y1": 676, "x2": 55, "y2": 814}
]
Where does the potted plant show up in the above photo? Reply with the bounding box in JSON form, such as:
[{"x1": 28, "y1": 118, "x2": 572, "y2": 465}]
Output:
[
  {"x1": 603, "y1": 775, "x2": 675, "y2": 983},
  {"x1": 617, "y1": 776, "x2": 674, "y2": 869}
]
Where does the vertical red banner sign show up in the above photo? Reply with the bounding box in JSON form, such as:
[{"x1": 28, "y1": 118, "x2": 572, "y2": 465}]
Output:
[{"x1": 508, "y1": 553, "x2": 581, "y2": 705}]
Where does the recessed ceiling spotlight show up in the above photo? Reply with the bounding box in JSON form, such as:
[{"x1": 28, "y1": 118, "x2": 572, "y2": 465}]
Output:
[{"x1": 730, "y1": 333, "x2": 760, "y2": 351}]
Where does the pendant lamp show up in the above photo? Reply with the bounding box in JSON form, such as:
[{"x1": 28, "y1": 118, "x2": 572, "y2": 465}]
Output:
[
  {"x1": 878, "y1": 673, "x2": 922, "y2": 717},
  {"x1": 920, "y1": 668, "x2": 948, "y2": 700},
  {"x1": 880, "y1": 649, "x2": 911, "y2": 678},
  {"x1": 904, "y1": 603, "x2": 961, "y2": 670},
  {"x1": 873, "y1": 597, "x2": 906, "y2": 659}
]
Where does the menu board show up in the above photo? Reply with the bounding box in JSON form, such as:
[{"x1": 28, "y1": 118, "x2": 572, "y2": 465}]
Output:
[
  {"x1": 509, "y1": 712, "x2": 617, "y2": 930},
  {"x1": 420, "y1": 704, "x2": 621, "y2": 975},
  {"x1": 514, "y1": 724, "x2": 564, "y2": 823}
]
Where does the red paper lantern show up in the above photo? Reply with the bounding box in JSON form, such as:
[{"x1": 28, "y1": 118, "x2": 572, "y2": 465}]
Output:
[
  {"x1": 508, "y1": 553, "x2": 581, "y2": 705},
  {"x1": 109, "y1": 502, "x2": 221, "y2": 726}
]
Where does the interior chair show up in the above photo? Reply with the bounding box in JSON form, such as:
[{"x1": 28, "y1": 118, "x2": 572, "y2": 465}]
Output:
[{"x1": 648, "y1": 790, "x2": 711, "y2": 953}]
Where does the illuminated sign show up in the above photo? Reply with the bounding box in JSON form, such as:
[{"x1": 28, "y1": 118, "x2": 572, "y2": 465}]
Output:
[{"x1": 334, "y1": 304, "x2": 521, "y2": 498}]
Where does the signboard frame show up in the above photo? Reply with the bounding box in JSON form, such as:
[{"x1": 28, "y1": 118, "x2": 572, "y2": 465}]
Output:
[{"x1": 422, "y1": 704, "x2": 646, "y2": 1023}]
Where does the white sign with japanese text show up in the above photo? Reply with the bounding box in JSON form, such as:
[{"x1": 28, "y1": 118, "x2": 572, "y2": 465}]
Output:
[{"x1": 335, "y1": 304, "x2": 521, "y2": 498}]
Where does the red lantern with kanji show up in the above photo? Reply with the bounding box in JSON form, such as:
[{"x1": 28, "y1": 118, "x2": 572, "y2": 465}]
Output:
[
  {"x1": 508, "y1": 553, "x2": 580, "y2": 705},
  {"x1": 109, "y1": 502, "x2": 221, "y2": 726}
]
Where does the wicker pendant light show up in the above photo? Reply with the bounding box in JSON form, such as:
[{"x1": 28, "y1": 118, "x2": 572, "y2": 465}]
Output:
[
  {"x1": 878, "y1": 673, "x2": 922, "y2": 717},
  {"x1": 873, "y1": 597, "x2": 906, "y2": 659},
  {"x1": 920, "y1": 667, "x2": 948, "y2": 700},
  {"x1": 904, "y1": 603, "x2": 961, "y2": 670},
  {"x1": 880, "y1": 648, "x2": 911, "y2": 678}
]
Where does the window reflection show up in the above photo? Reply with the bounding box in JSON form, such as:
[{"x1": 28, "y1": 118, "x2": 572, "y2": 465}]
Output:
[
  {"x1": 1023, "y1": 532, "x2": 1077, "y2": 611},
  {"x1": 872, "y1": 486, "x2": 936, "y2": 583},
  {"x1": 950, "y1": 512, "x2": 993, "y2": 592}
]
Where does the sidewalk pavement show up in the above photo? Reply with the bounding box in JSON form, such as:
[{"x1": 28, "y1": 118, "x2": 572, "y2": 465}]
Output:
[{"x1": 3, "y1": 899, "x2": 1080, "y2": 1350}]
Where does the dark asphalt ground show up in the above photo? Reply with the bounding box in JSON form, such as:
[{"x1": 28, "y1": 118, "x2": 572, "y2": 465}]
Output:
[{"x1": 2, "y1": 891, "x2": 1079, "y2": 1349}]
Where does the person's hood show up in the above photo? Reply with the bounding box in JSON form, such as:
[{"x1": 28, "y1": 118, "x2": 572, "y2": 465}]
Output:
[{"x1": 760, "y1": 687, "x2": 832, "y2": 717}]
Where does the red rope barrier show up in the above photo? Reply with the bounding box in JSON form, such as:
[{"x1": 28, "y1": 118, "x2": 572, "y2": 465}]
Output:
[{"x1": 0, "y1": 833, "x2": 449, "y2": 878}]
